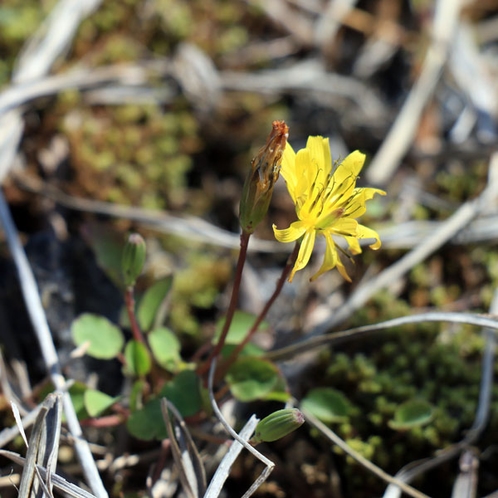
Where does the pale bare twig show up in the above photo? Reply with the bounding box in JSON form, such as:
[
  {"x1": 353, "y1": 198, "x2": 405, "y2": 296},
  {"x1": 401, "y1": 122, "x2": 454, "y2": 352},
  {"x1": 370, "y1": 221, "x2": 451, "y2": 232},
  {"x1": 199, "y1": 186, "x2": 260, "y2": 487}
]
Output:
[
  {"x1": 206, "y1": 359, "x2": 274, "y2": 498},
  {"x1": 383, "y1": 289, "x2": 498, "y2": 498},
  {"x1": 266, "y1": 311, "x2": 498, "y2": 363},
  {"x1": 0, "y1": 191, "x2": 107, "y2": 497},
  {"x1": 160, "y1": 399, "x2": 206, "y2": 498},
  {"x1": 302, "y1": 408, "x2": 430, "y2": 498},
  {"x1": 366, "y1": 0, "x2": 464, "y2": 185},
  {"x1": 14, "y1": 172, "x2": 279, "y2": 252},
  {"x1": 0, "y1": 449, "x2": 97, "y2": 498}
]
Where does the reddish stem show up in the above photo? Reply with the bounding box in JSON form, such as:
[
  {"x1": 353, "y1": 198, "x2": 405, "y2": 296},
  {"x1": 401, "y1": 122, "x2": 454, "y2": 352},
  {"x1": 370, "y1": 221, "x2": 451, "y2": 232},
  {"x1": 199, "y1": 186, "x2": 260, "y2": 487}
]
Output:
[
  {"x1": 197, "y1": 230, "x2": 251, "y2": 376},
  {"x1": 218, "y1": 241, "x2": 300, "y2": 378},
  {"x1": 80, "y1": 414, "x2": 125, "y2": 427},
  {"x1": 125, "y1": 286, "x2": 145, "y2": 344}
]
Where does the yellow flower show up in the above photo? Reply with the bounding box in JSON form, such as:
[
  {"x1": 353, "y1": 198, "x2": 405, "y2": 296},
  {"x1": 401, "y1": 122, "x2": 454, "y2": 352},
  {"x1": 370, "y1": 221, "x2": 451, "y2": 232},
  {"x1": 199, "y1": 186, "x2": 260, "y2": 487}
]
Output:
[{"x1": 273, "y1": 136, "x2": 385, "y2": 282}]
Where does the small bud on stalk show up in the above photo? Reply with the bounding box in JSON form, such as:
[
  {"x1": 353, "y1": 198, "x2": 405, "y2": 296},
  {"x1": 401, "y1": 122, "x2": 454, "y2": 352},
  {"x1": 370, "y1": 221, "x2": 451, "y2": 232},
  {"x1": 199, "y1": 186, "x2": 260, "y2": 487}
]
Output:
[
  {"x1": 122, "y1": 233, "x2": 146, "y2": 287},
  {"x1": 239, "y1": 120, "x2": 288, "y2": 234},
  {"x1": 251, "y1": 408, "x2": 305, "y2": 444}
]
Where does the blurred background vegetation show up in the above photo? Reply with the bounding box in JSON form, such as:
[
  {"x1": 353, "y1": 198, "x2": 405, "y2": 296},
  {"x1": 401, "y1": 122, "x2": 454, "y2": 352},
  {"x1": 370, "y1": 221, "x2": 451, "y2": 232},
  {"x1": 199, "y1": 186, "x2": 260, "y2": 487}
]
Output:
[{"x1": 1, "y1": 0, "x2": 498, "y2": 496}]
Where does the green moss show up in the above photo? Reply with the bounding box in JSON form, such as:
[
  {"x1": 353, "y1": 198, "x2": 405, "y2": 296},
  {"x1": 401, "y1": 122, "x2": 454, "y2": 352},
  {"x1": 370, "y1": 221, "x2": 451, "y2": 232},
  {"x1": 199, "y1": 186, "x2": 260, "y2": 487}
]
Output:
[
  {"x1": 0, "y1": 4, "x2": 43, "y2": 41},
  {"x1": 58, "y1": 101, "x2": 198, "y2": 209},
  {"x1": 305, "y1": 288, "x2": 495, "y2": 495},
  {"x1": 169, "y1": 251, "x2": 232, "y2": 335}
]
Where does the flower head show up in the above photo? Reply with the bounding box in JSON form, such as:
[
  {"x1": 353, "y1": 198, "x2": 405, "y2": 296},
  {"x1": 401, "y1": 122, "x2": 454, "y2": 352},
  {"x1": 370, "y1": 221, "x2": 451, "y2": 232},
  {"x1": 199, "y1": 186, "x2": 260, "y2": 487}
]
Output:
[{"x1": 273, "y1": 136, "x2": 385, "y2": 282}]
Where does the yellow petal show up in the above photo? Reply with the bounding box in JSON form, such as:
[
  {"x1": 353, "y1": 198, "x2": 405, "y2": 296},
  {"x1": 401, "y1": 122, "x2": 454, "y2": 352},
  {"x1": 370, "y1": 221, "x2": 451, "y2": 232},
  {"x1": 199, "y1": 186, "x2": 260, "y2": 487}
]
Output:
[
  {"x1": 289, "y1": 230, "x2": 316, "y2": 281},
  {"x1": 280, "y1": 143, "x2": 297, "y2": 202},
  {"x1": 344, "y1": 235, "x2": 362, "y2": 255},
  {"x1": 339, "y1": 150, "x2": 365, "y2": 178},
  {"x1": 272, "y1": 221, "x2": 307, "y2": 243},
  {"x1": 356, "y1": 223, "x2": 382, "y2": 249},
  {"x1": 293, "y1": 148, "x2": 315, "y2": 203},
  {"x1": 311, "y1": 234, "x2": 351, "y2": 282},
  {"x1": 306, "y1": 137, "x2": 332, "y2": 175},
  {"x1": 330, "y1": 218, "x2": 358, "y2": 237},
  {"x1": 310, "y1": 234, "x2": 338, "y2": 281},
  {"x1": 335, "y1": 257, "x2": 352, "y2": 282}
]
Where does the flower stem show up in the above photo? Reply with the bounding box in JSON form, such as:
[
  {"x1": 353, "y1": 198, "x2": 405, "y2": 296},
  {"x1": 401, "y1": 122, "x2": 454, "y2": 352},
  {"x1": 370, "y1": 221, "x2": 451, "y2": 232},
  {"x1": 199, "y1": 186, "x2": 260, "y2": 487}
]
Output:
[
  {"x1": 124, "y1": 286, "x2": 145, "y2": 344},
  {"x1": 197, "y1": 230, "x2": 251, "y2": 376},
  {"x1": 217, "y1": 241, "x2": 300, "y2": 379}
]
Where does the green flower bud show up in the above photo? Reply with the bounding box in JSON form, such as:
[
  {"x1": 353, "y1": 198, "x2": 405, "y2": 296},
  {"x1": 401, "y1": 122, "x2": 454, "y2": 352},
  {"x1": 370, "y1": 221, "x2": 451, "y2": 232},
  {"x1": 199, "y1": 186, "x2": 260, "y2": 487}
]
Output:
[
  {"x1": 239, "y1": 120, "x2": 288, "y2": 234},
  {"x1": 252, "y1": 408, "x2": 304, "y2": 444},
  {"x1": 122, "y1": 233, "x2": 146, "y2": 287}
]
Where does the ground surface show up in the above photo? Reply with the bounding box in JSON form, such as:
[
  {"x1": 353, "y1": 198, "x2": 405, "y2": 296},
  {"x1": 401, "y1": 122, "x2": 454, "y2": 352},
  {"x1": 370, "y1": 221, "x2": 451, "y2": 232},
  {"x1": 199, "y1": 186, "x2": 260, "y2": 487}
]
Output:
[{"x1": 1, "y1": 1, "x2": 498, "y2": 497}]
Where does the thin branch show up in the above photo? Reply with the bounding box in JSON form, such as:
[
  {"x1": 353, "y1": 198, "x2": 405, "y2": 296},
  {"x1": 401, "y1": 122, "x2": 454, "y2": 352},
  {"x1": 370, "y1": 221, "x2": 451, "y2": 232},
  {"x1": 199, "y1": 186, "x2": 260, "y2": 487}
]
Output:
[
  {"x1": 366, "y1": 0, "x2": 463, "y2": 184},
  {"x1": 382, "y1": 289, "x2": 498, "y2": 498},
  {"x1": 266, "y1": 311, "x2": 498, "y2": 362},
  {"x1": 206, "y1": 358, "x2": 274, "y2": 498},
  {"x1": 302, "y1": 408, "x2": 430, "y2": 498},
  {"x1": 0, "y1": 191, "x2": 108, "y2": 497}
]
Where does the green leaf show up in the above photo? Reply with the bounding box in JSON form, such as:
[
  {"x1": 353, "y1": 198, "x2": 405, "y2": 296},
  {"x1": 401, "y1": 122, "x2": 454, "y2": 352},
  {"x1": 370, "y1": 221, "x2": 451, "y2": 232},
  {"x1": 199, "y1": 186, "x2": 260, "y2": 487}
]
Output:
[
  {"x1": 137, "y1": 277, "x2": 173, "y2": 332},
  {"x1": 124, "y1": 340, "x2": 151, "y2": 377},
  {"x1": 68, "y1": 382, "x2": 89, "y2": 420},
  {"x1": 213, "y1": 311, "x2": 269, "y2": 346},
  {"x1": 226, "y1": 358, "x2": 281, "y2": 402},
  {"x1": 148, "y1": 327, "x2": 181, "y2": 371},
  {"x1": 301, "y1": 388, "x2": 351, "y2": 423},
  {"x1": 71, "y1": 313, "x2": 124, "y2": 359},
  {"x1": 160, "y1": 370, "x2": 202, "y2": 417},
  {"x1": 81, "y1": 222, "x2": 124, "y2": 286},
  {"x1": 127, "y1": 371, "x2": 202, "y2": 441},
  {"x1": 129, "y1": 379, "x2": 146, "y2": 412},
  {"x1": 389, "y1": 399, "x2": 434, "y2": 430},
  {"x1": 127, "y1": 398, "x2": 166, "y2": 440},
  {"x1": 263, "y1": 375, "x2": 290, "y2": 402},
  {"x1": 221, "y1": 343, "x2": 265, "y2": 359},
  {"x1": 84, "y1": 390, "x2": 119, "y2": 417}
]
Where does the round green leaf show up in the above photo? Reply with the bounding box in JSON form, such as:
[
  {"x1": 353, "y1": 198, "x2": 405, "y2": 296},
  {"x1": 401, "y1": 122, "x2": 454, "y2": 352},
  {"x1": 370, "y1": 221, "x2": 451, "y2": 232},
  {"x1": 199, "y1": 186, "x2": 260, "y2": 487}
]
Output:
[
  {"x1": 159, "y1": 370, "x2": 202, "y2": 417},
  {"x1": 301, "y1": 388, "x2": 351, "y2": 423},
  {"x1": 213, "y1": 311, "x2": 269, "y2": 345},
  {"x1": 389, "y1": 399, "x2": 434, "y2": 430},
  {"x1": 226, "y1": 358, "x2": 280, "y2": 402},
  {"x1": 127, "y1": 398, "x2": 166, "y2": 441},
  {"x1": 84, "y1": 389, "x2": 119, "y2": 418},
  {"x1": 137, "y1": 277, "x2": 173, "y2": 332},
  {"x1": 71, "y1": 313, "x2": 124, "y2": 359},
  {"x1": 148, "y1": 327, "x2": 181, "y2": 371},
  {"x1": 124, "y1": 340, "x2": 152, "y2": 377}
]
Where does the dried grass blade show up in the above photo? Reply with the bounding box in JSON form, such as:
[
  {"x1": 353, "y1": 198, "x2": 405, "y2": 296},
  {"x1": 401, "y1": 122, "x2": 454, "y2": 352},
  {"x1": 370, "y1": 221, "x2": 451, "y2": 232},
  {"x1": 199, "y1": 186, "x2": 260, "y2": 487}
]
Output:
[
  {"x1": 0, "y1": 188, "x2": 107, "y2": 497},
  {"x1": 17, "y1": 394, "x2": 61, "y2": 498},
  {"x1": 206, "y1": 359, "x2": 274, "y2": 498},
  {"x1": 0, "y1": 450, "x2": 97, "y2": 498},
  {"x1": 160, "y1": 399, "x2": 206, "y2": 498},
  {"x1": 383, "y1": 289, "x2": 498, "y2": 498}
]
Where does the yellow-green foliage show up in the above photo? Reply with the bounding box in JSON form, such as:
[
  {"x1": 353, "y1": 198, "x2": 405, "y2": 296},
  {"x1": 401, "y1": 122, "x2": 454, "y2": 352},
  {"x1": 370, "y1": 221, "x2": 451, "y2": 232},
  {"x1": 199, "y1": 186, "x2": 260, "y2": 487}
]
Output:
[
  {"x1": 313, "y1": 290, "x2": 495, "y2": 496},
  {"x1": 0, "y1": 1, "x2": 49, "y2": 85},
  {"x1": 170, "y1": 251, "x2": 232, "y2": 335},
  {"x1": 60, "y1": 102, "x2": 198, "y2": 209},
  {"x1": 74, "y1": 0, "x2": 256, "y2": 63}
]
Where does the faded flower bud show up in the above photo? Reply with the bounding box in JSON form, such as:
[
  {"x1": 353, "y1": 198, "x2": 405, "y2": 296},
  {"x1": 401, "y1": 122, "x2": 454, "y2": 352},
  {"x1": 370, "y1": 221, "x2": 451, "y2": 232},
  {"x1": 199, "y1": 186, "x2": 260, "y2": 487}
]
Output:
[
  {"x1": 239, "y1": 120, "x2": 288, "y2": 234},
  {"x1": 251, "y1": 408, "x2": 304, "y2": 444},
  {"x1": 122, "y1": 233, "x2": 146, "y2": 287}
]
